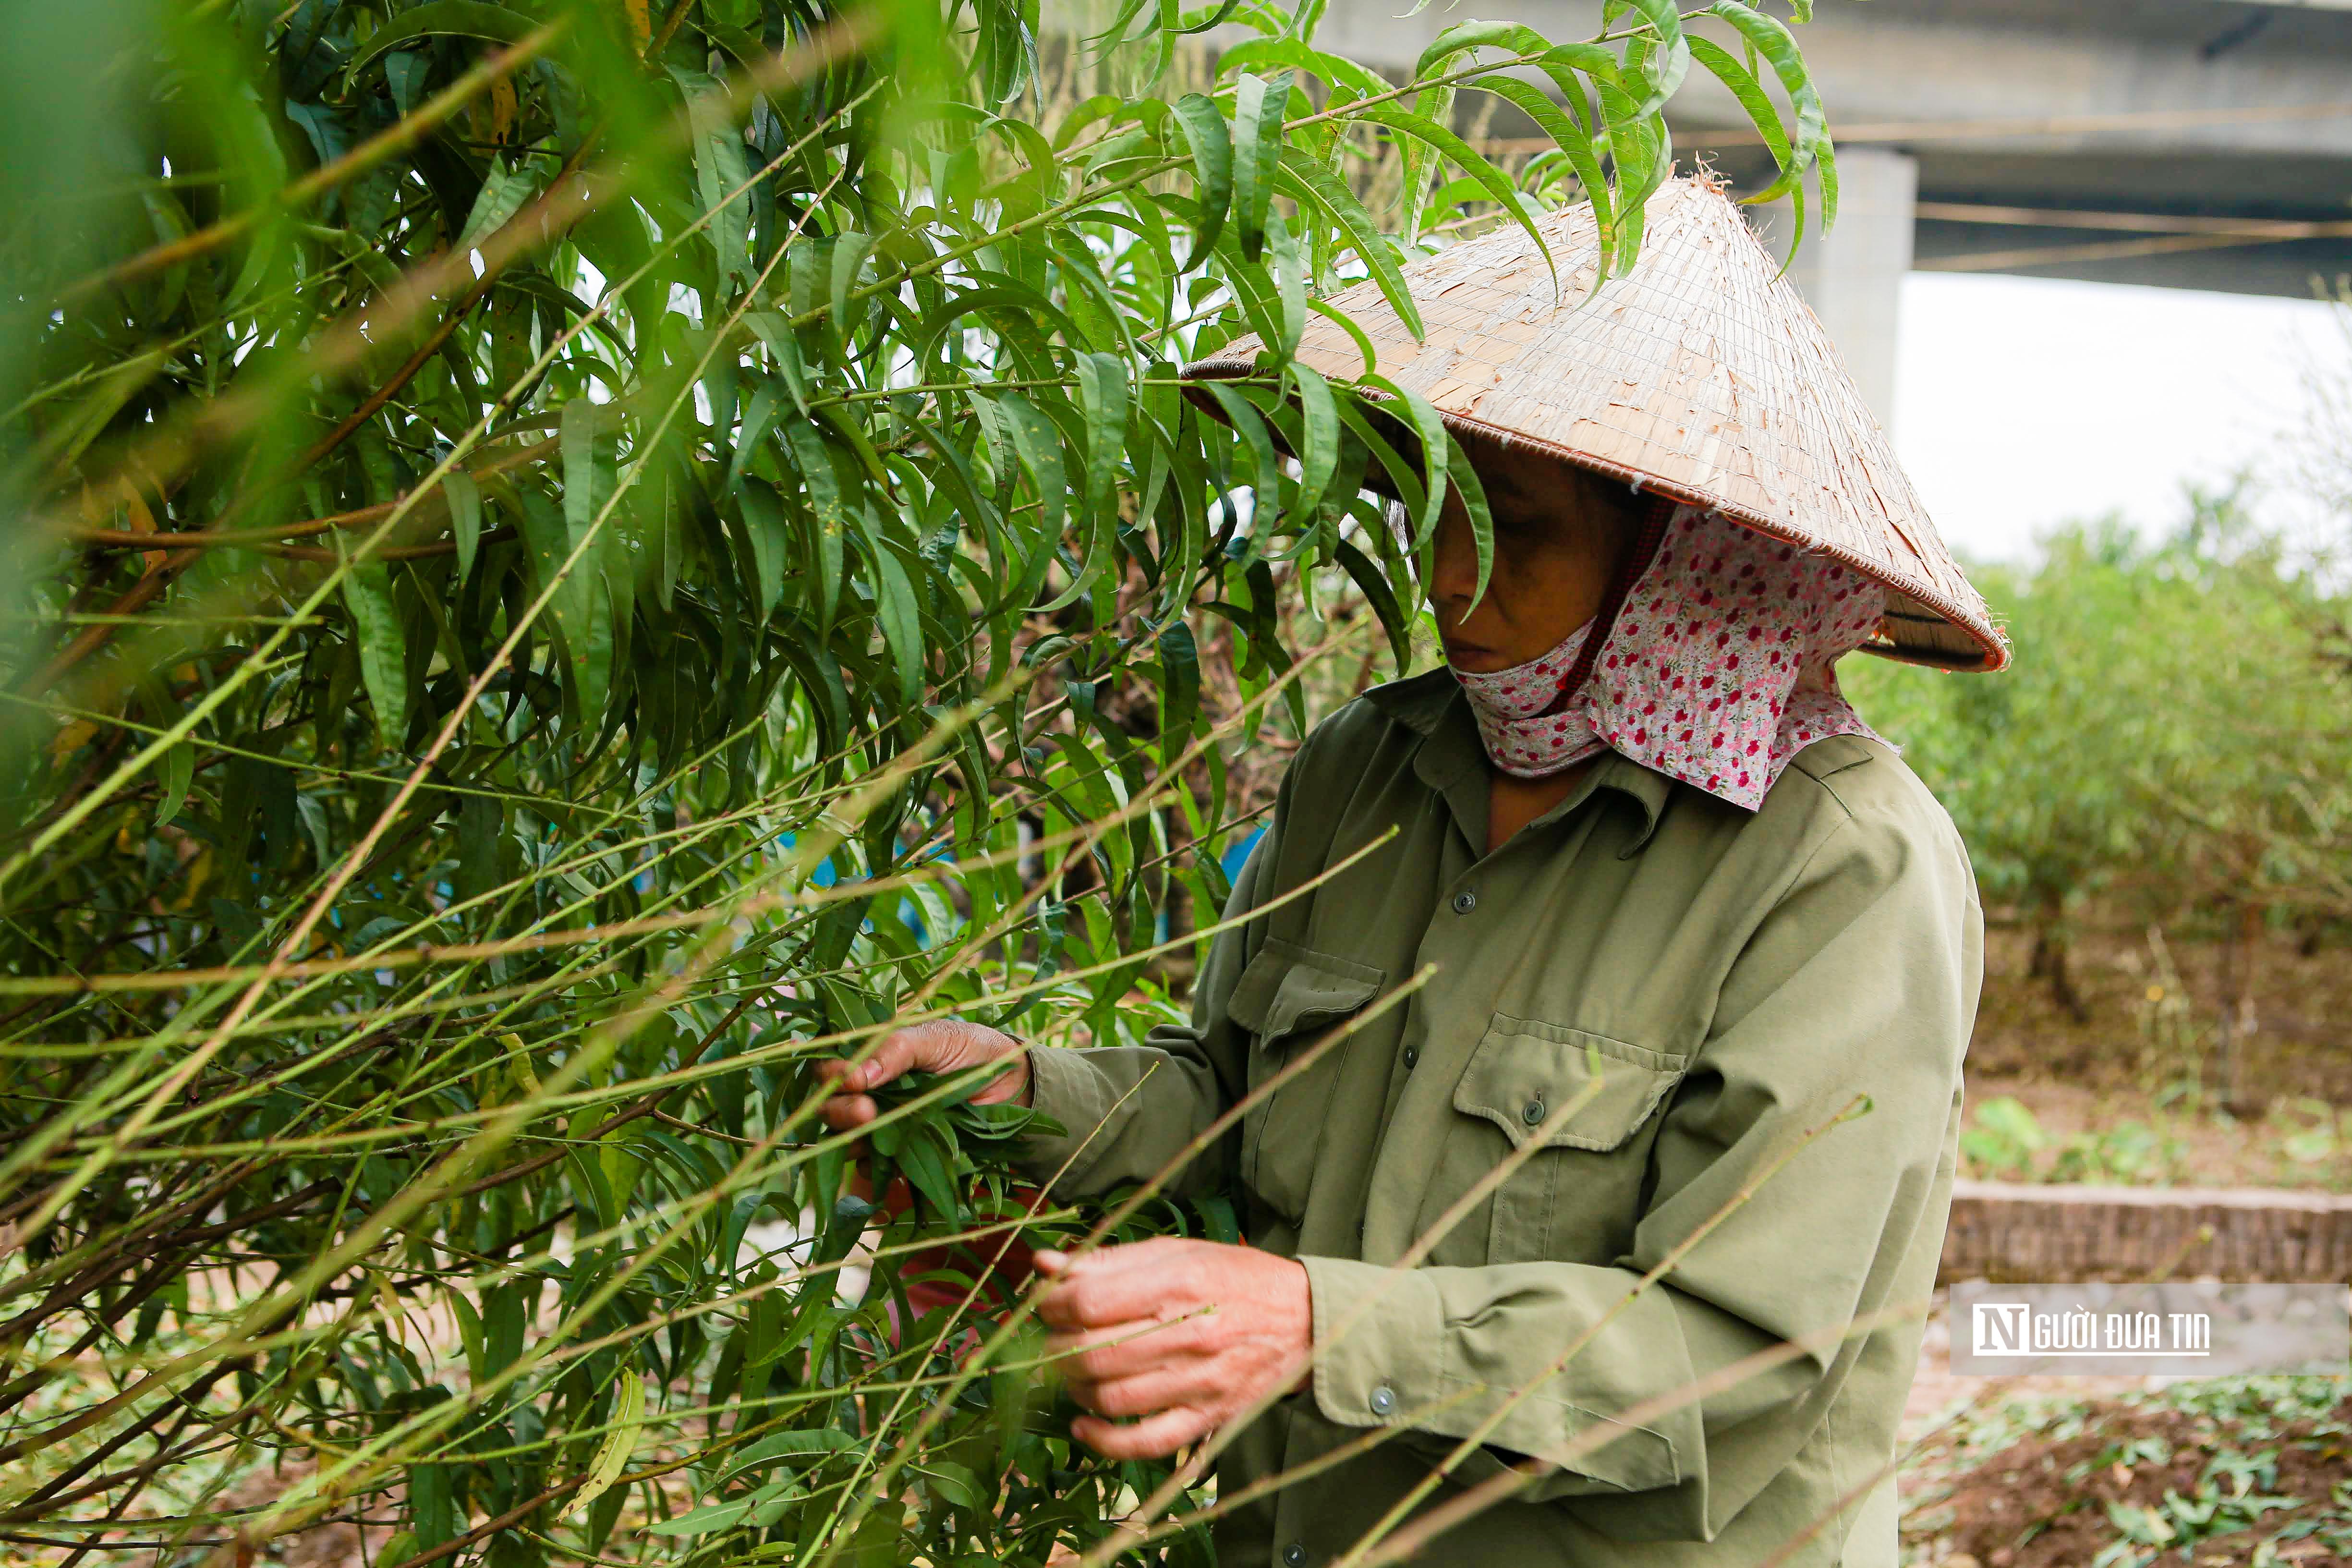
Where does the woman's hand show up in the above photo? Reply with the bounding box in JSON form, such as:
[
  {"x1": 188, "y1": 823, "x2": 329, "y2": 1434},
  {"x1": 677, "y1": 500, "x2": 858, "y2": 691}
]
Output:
[
  {"x1": 1035, "y1": 1238, "x2": 1312, "y2": 1460},
  {"x1": 814, "y1": 1019, "x2": 1029, "y2": 1131}
]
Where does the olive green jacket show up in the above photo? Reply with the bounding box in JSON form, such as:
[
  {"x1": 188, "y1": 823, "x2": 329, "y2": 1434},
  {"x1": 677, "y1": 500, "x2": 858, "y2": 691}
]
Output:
[{"x1": 1013, "y1": 669, "x2": 1982, "y2": 1567}]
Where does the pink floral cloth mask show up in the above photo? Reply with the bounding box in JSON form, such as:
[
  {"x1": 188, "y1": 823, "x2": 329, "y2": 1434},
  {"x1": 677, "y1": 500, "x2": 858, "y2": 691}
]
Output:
[{"x1": 1451, "y1": 503, "x2": 1887, "y2": 811}]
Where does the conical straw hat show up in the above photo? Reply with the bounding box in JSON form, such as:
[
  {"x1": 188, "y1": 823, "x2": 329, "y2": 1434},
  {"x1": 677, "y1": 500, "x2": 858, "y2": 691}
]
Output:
[{"x1": 1183, "y1": 174, "x2": 2008, "y2": 671}]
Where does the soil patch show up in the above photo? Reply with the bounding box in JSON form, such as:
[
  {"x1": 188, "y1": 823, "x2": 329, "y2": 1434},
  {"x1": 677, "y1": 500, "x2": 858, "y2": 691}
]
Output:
[
  {"x1": 1903, "y1": 1383, "x2": 2352, "y2": 1567},
  {"x1": 1970, "y1": 926, "x2": 2352, "y2": 1107},
  {"x1": 1962, "y1": 926, "x2": 2352, "y2": 1193}
]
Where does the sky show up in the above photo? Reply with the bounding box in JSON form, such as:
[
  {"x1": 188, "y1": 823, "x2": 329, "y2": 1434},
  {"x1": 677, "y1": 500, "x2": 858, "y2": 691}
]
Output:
[{"x1": 1889, "y1": 272, "x2": 2349, "y2": 564}]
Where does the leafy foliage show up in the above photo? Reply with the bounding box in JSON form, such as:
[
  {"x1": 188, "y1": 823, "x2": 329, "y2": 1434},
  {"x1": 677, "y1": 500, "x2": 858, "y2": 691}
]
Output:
[
  {"x1": 1846, "y1": 498, "x2": 2352, "y2": 1012},
  {"x1": 1956, "y1": 1094, "x2": 2187, "y2": 1187},
  {"x1": 0, "y1": 0, "x2": 1835, "y2": 1562}
]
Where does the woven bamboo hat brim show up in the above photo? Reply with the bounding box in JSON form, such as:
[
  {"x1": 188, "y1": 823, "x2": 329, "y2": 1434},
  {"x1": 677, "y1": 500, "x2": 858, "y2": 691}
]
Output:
[{"x1": 1182, "y1": 175, "x2": 2008, "y2": 671}]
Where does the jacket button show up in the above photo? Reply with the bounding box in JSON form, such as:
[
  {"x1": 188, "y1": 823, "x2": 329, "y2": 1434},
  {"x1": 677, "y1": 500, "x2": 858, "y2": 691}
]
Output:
[
  {"x1": 1283, "y1": 1546, "x2": 1307, "y2": 1567},
  {"x1": 1402, "y1": 1044, "x2": 1419, "y2": 1070},
  {"x1": 1522, "y1": 1097, "x2": 1545, "y2": 1125},
  {"x1": 1369, "y1": 1385, "x2": 1397, "y2": 1416},
  {"x1": 1451, "y1": 890, "x2": 1477, "y2": 914}
]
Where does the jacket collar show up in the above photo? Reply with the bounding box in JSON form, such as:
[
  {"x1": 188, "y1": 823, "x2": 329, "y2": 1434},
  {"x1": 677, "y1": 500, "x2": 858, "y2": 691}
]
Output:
[{"x1": 1363, "y1": 669, "x2": 1674, "y2": 854}]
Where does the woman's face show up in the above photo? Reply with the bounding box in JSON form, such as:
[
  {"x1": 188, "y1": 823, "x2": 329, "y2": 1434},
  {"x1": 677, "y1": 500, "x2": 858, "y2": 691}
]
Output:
[{"x1": 1429, "y1": 456, "x2": 1636, "y2": 675}]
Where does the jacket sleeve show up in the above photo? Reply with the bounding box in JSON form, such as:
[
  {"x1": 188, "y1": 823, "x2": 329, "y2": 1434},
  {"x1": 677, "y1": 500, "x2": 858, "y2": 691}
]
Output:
[
  {"x1": 1009, "y1": 818, "x2": 1278, "y2": 1201},
  {"x1": 1294, "y1": 799, "x2": 1980, "y2": 1541}
]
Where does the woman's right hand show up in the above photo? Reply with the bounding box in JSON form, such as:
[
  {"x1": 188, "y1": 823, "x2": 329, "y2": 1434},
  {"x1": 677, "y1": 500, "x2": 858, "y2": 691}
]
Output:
[{"x1": 814, "y1": 1019, "x2": 1030, "y2": 1132}]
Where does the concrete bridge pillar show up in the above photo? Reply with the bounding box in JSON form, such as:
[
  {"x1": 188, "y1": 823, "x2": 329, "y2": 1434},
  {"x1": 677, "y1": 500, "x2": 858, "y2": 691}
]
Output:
[{"x1": 1750, "y1": 146, "x2": 1918, "y2": 429}]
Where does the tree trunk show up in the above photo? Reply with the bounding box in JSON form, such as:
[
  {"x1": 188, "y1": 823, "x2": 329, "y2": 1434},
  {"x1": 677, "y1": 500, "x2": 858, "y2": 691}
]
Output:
[
  {"x1": 2217, "y1": 898, "x2": 2264, "y2": 1114},
  {"x1": 2029, "y1": 893, "x2": 2090, "y2": 1023}
]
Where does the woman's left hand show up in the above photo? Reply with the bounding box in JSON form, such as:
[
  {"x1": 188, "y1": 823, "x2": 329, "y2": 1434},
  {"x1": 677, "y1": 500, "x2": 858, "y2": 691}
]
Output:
[{"x1": 1035, "y1": 1237, "x2": 1313, "y2": 1459}]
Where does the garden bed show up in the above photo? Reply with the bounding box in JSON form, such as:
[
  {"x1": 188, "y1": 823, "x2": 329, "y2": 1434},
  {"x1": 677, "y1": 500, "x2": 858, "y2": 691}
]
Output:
[{"x1": 1900, "y1": 1377, "x2": 2352, "y2": 1567}]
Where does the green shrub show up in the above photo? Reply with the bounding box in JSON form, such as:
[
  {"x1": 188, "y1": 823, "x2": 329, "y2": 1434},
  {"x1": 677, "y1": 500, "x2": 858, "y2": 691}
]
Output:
[
  {"x1": 0, "y1": 0, "x2": 1835, "y2": 1562},
  {"x1": 1846, "y1": 501, "x2": 2352, "y2": 1020}
]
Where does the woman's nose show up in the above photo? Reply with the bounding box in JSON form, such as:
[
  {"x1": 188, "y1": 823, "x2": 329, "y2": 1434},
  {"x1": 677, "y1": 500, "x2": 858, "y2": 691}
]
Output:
[{"x1": 1429, "y1": 519, "x2": 1473, "y2": 605}]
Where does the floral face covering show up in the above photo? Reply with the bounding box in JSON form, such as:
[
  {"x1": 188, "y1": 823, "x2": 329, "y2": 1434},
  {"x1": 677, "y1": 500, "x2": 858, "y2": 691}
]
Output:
[{"x1": 1452, "y1": 504, "x2": 1887, "y2": 812}]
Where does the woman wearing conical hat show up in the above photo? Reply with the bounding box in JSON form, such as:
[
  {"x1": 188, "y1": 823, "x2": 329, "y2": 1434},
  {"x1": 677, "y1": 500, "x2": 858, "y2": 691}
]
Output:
[{"x1": 824, "y1": 177, "x2": 2000, "y2": 1565}]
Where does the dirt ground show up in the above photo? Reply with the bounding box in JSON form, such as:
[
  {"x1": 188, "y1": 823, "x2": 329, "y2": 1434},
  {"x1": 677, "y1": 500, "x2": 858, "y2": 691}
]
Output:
[
  {"x1": 1906, "y1": 1398, "x2": 2352, "y2": 1566},
  {"x1": 1962, "y1": 924, "x2": 2352, "y2": 1191},
  {"x1": 1968, "y1": 923, "x2": 2352, "y2": 1099}
]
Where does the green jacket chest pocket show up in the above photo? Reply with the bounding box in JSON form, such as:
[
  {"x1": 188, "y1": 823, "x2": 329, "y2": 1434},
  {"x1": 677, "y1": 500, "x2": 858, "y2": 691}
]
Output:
[
  {"x1": 1225, "y1": 939, "x2": 1385, "y2": 1226},
  {"x1": 1451, "y1": 1016, "x2": 1686, "y2": 1264}
]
